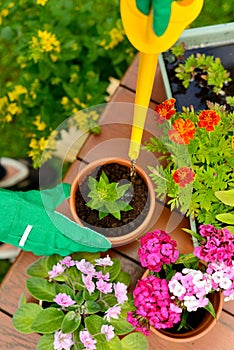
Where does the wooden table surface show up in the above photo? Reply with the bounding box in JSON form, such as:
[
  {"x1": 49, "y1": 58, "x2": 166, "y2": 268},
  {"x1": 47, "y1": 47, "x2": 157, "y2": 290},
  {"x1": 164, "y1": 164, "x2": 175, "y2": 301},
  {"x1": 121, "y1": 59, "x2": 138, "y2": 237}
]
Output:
[{"x1": 0, "y1": 54, "x2": 233, "y2": 349}]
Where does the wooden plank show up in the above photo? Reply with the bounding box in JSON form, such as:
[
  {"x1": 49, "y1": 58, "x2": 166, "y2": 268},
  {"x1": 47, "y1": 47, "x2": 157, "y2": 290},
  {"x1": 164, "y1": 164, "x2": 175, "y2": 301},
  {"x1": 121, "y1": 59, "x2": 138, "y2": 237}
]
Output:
[
  {"x1": 78, "y1": 87, "x2": 158, "y2": 164},
  {"x1": 120, "y1": 53, "x2": 167, "y2": 104},
  {"x1": 0, "y1": 252, "x2": 38, "y2": 316},
  {"x1": 0, "y1": 311, "x2": 40, "y2": 350}
]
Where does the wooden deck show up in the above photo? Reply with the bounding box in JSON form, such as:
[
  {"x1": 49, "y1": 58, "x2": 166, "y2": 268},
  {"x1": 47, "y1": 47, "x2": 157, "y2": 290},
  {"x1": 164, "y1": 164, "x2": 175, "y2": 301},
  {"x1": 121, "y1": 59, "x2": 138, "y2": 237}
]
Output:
[{"x1": 0, "y1": 53, "x2": 233, "y2": 349}]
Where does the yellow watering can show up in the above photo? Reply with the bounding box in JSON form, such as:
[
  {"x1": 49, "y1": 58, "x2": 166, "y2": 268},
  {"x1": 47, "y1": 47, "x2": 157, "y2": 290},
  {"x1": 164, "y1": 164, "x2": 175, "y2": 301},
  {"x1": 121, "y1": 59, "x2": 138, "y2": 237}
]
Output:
[{"x1": 120, "y1": 0, "x2": 204, "y2": 161}]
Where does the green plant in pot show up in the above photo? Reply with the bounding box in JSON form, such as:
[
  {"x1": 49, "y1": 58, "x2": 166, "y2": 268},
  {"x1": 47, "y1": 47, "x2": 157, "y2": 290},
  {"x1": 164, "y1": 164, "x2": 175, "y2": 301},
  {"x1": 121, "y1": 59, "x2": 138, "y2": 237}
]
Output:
[
  {"x1": 86, "y1": 170, "x2": 133, "y2": 220},
  {"x1": 12, "y1": 252, "x2": 148, "y2": 350},
  {"x1": 163, "y1": 42, "x2": 234, "y2": 111},
  {"x1": 70, "y1": 158, "x2": 156, "y2": 247},
  {"x1": 143, "y1": 98, "x2": 234, "y2": 226}
]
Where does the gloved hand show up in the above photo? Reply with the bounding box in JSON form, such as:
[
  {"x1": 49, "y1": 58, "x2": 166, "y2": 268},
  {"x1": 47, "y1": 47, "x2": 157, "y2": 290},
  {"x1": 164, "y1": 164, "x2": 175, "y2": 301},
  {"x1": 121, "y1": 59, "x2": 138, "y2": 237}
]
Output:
[
  {"x1": 0, "y1": 183, "x2": 111, "y2": 256},
  {"x1": 136, "y1": 0, "x2": 173, "y2": 36}
]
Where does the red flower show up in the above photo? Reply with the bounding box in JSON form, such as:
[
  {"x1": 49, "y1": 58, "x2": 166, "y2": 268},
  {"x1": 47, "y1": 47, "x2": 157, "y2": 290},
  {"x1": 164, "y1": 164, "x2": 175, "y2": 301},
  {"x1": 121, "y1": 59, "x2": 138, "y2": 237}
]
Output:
[
  {"x1": 172, "y1": 167, "x2": 195, "y2": 188},
  {"x1": 198, "y1": 110, "x2": 220, "y2": 131},
  {"x1": 169, "y1": 118, "x2": 196, "y2": 144},
  {"x1": 155, "y1": 98, "x2": 176, "y2": 120}
]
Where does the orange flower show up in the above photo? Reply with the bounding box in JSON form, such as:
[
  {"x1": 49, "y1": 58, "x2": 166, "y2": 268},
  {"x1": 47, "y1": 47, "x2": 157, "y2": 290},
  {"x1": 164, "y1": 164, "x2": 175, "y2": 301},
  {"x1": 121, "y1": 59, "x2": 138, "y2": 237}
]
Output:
[
  {"x1": 169, "y1": 118, "x2": 196, "y2": 144},
  {"x1": 172, "y1": 167, "x2": 195, "y2": 188},
  {"x1": 155, "y1": 98, "x2": 176, "y2": 120},
  {"x1": 198, "y1": 110, "x2": 220, "y2": 131}
]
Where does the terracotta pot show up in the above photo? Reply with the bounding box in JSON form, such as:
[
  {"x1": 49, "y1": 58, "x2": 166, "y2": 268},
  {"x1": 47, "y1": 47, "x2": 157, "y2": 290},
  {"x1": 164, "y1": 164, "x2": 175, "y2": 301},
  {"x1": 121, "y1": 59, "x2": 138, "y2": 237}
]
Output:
[
  {"x1": 142, "y1": 270, "x2": 223, "y2": 343},
  {"x1": 70, "y1": 158, "x2": 156, "y2": 247}
]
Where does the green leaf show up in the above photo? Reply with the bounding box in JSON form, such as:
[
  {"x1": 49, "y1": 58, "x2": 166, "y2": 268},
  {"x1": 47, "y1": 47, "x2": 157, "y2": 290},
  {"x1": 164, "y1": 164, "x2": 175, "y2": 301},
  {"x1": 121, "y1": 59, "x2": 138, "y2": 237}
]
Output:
[
  {"x1": 115, "y1": 271, "x2": 131, "y2": 287},
  {"x1": 61, "y1": 311, "x2": 81, "y2": 334},
  {"x1": 46, "y1": 255, "x2": 64, "y2": 272},
  {"x1": 205, "y1": 300, "x2": 217, "y2": 319},
  {"x1": 55, "y1": 284, "x2": 75, "y2": 299},
  {"x1": 110, "y1": 317, "x2": 134, "y2": 335},
  {"x1": 18, "y1": 293, "x2": 27, "y2": 307},
  {"x1": 31, "y1": 308, "x2": 64, "y2": 334},
  {"x1": 216, "y1": 213, "x2": 234, "y2": 224},
  {"x1": 85, "y1": 315, "x2": 105, "y2": 341},
  {"x1": 121, "y1": 332, "x2": 148, "y2": 350},
  {"x1": 36, "y1": 334, "x2": 55, "y2": 350},
  {"x1": 96, "y1": 335, "x2": 123, "y2": 350},
  {"x1": 26, "y1": 277, "x2": 57, "y2": 302},
  {"x1": 215, "y1": 189, "x2": 234, "y2": 206},
  {"x1": 85, "y1": 300, "x2": 101, "y2": 314},
  {"x1": 26, "y1": 257, "x2": 49, "y2": 277},
  {"x1": 106, "y1": 258, "x2": 121, "y2": 281},
  {"x1": 12, "y1": 303, "x2": 42, "y2": 334},
  {"x1": 83, "y1": 288, "x2": 100, "y2": 301}
]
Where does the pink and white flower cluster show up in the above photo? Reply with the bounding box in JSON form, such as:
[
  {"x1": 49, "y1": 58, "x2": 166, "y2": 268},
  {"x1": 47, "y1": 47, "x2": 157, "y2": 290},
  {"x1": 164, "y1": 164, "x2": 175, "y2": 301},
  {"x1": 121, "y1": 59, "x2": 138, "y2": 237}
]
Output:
[
  {"x1": 168, "y1": 269, "x2": 212, "y2": 312},
  {"x1": 48, "y1": 254, "x2": 129, "y2": 350},
  {"x1": 128, "y1": 227, "x2": 234, "y2": 335}
]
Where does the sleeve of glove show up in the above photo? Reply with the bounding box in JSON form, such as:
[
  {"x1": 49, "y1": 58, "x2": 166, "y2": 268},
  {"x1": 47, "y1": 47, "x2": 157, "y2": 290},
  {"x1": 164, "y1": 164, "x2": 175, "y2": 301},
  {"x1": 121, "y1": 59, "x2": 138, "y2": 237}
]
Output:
[
  {"x1": 136, "y1": 0, "x2": 173, "y2": 37},
  {"x1": 0, "y1": 187, "x2": 111, "y2": 256}
]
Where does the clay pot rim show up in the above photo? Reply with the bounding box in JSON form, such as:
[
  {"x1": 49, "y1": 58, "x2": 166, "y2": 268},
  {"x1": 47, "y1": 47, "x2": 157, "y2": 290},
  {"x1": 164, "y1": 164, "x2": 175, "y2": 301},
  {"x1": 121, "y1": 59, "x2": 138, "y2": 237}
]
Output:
[{"x1": 70, "y1": 157, "x2": 156, "y2": 247}]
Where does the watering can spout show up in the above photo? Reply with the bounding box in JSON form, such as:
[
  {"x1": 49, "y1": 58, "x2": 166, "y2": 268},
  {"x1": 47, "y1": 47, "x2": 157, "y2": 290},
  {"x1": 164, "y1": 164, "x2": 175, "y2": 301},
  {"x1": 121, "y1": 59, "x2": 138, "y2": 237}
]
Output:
[{"x1": 120, "y1": 0, "x2": 204, "y2": 161}]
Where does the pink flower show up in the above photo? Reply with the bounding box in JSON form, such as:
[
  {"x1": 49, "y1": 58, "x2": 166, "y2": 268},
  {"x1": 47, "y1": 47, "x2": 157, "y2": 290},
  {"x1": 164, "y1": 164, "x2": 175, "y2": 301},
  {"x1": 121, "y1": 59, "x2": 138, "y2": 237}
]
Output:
[
  {"x1": 138, "y1": 230, "x2": 179, "y2": 272},
  {"x1": 82, "y1": 274, "x2": 95, "y2": 294},
  {"x1": 95, "y1": 271, "x2": 110, "y2": 281},
  {"x1": 95, "y1": 255, "x2": 113, "y2": 266},
  {"x1": 104, "y1": 305, "x2": 121, "y2": 322},
  {"x1": 80, "y1": 330, "x2": 97, "y2": 350},
  {"x1": 194, "y1": 225, "x2": 234, "y2": 266},
  {"x1": 54, "y1": 330, "x2": 74, "y2": 350},
  {"x1": 54, "y1": 293, "x2": 76, "y2": 308},
  {"x1": 100, "y1": 325, "x2": 115, "y2": 341},
  {"x1": 96, "y1": 279, "x2": 112, "y2": 294},
  {"x1": 114, "y1": 282, "x2": 128, "y2": 304},
  {"x1": 129, "y1": 275, "x2": 181, "y2": 330},
  {"x1": 60, "y1": 256, "x2": 75, "y2": 267},
  {"x1": 48, "y1": 263, "x2": 65, "y2": 278},
  {"x1": 127, "y1": 312, "x2": 150, "y2": 336},
  {"x1": 76, "y1": 259, "x2": 96, "y2": 275}
]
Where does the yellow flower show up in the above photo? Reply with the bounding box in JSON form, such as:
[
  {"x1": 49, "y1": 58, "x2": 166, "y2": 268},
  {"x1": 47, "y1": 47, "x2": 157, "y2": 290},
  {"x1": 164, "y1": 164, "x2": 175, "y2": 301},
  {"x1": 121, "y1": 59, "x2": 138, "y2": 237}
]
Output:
[
  {"x1": 8, "y1": 85, "x2": 28, "y2": 101},
  {"x1": 36, "y1": 0, "x2": 48, "y2": 5},
  {"x1": 5, "y1": 114, "x2": 13, "y2": 123},
  {"x1": 0, "y1": 96, "x2": 8, "y2": 109},
  {"x1": 7, "y1": 103, "x2": 22, "y2": 115},
  {"x1": 33, "y1": 115, "x2": 47, "y2": 131},
  {"x1": 38, "y1": 30, "x2": 61, "y2": 53},
  {"x1": 101, "y1": 22, "x2": 125, "y2": 51},
  {"x1": 1, "y1": 8, "x2": 9, "y2": 17},
  {"x1": 50, "y1": 53, "x2": 58, "y2": 62},
  {"x1": 8, "y1": 3, "x2": 15, "y2": 9},
  {"x1": 61, "y1": 96, "x2": 69, "y2": 105}
]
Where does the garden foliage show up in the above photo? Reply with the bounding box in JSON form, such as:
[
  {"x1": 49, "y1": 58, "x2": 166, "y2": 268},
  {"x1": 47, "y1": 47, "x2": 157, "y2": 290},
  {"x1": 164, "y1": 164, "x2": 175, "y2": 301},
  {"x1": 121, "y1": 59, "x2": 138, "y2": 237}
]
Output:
[{"x1": 0, "y1": 0, "x2": 135, "y2": 167}]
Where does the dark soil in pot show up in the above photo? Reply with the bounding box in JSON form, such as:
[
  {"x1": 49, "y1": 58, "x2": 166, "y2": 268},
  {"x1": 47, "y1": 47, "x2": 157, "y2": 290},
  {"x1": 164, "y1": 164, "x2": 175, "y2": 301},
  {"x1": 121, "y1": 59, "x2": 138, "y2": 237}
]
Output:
[
  {"x1": 74, "y1": 162, "x2": 150, "y2": 238},
  {"x1": 163, "y1": 43, "x2": 234, "y2": 112}
]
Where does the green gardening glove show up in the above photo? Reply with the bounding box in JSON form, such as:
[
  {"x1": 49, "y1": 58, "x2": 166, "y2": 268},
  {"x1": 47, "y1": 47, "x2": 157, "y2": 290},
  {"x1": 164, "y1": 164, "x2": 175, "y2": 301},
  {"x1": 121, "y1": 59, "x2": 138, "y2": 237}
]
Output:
[
  {"x1": 0, "y1": 184, "x2": 111, "y2": 256},
  {"x1": 136, "y1": 0, "x2": 173, "y2": 36}
]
